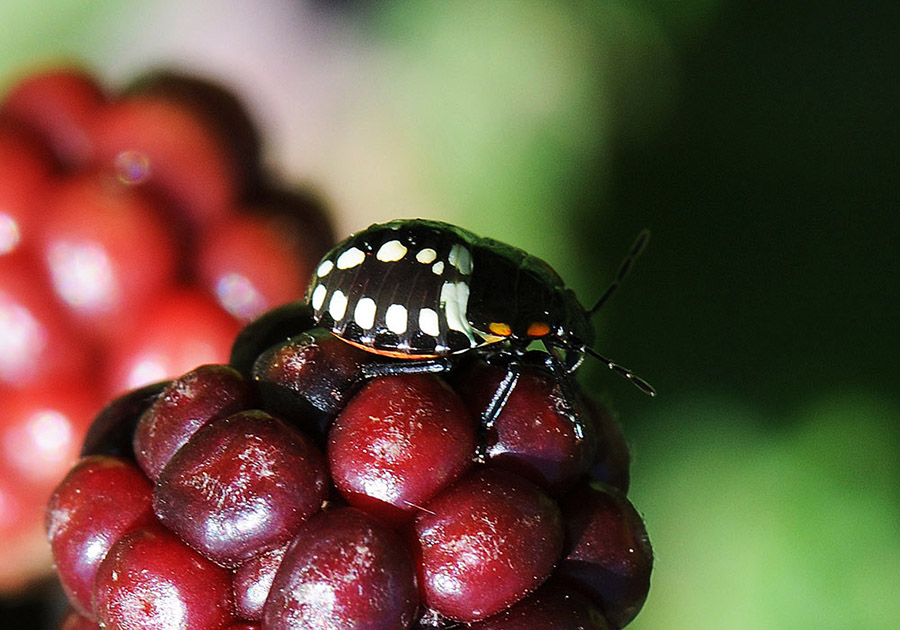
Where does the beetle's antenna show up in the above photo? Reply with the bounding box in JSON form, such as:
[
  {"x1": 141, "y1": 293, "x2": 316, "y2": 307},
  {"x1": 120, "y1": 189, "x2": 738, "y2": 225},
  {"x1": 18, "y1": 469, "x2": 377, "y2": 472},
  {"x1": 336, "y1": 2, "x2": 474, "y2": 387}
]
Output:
[
  {"x1": 588, "y1": 229, "x2": 650, "y2": 316},
  {"x1": 582, "y1": 345, "x2": 656, "y2": 396}
]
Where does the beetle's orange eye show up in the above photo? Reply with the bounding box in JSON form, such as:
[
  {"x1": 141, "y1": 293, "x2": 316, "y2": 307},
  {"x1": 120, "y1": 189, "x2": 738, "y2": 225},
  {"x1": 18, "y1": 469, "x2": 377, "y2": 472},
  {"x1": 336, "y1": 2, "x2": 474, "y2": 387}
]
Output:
[
  {"x1": 489, "y1": 322, "x2": 512, "y2": 337},
  {"x1": 527, "y1": 321, "x2": 551, "y2": 337}
]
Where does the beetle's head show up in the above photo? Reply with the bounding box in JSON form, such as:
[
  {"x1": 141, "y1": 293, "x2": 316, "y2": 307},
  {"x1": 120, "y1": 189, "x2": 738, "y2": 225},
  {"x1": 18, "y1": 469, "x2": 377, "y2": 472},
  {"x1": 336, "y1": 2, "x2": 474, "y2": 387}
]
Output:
[{"x1": 467, "y1": 247, "x2": 593, "y2": 350}]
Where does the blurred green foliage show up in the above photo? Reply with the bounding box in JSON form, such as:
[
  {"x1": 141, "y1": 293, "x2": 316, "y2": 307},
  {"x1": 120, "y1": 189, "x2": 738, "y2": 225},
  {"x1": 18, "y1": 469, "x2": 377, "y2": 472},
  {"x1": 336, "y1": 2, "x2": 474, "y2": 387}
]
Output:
[
  {"x1": 360, "y1": 1, "x2": 615, "y2": 291},
  {"x1": 590, "y1": 2, "x2": 900, "y2": 626},
  {"x1": 629, "y1": 391, "x2": 900, "y2": 628},
  {"x1": 0, "y1": 1, "x2": 108, "y2": 79},
  {"x1": 599, "y1": 0, "x2": 900, "y2": 417}
]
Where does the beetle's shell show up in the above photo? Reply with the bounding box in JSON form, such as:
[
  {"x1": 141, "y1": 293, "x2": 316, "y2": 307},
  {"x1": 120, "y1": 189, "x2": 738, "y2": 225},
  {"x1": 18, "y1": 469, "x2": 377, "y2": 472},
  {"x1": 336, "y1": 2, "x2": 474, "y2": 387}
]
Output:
[{"x1": 307, "y1": 220, "x2": 485, "y2": 358}]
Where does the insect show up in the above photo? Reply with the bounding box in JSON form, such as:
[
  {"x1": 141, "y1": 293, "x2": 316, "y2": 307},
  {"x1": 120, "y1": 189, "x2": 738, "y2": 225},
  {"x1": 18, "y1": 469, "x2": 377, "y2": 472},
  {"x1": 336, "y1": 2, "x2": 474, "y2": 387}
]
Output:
[{"x1": 307, "y1": 219, "x2": 652, "y2": 453}]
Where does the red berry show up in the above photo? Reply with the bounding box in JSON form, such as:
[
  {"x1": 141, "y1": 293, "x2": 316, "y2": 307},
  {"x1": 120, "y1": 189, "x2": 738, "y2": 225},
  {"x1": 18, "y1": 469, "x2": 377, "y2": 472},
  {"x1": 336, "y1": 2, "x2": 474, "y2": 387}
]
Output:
[
  {"x1": 105, "y1": 288, "x2": 241, "y2": 396},
  {"x1": 88, "y1": 97, "x2": 240, "y2": 230},
  {"x1": 37, "y1": 172, "x2": 177, "y2": 342},
  {"x1": 93, "y1": 521, "x2": 235, "y2": 630},
  {"x1": 413, "y1": 467, "x2": 564, "y2": 622},
  {"x1": 0, "y1": 66, "x2": 105, "y2": 167},
  {"x1": 153, "y1": 410, "x2": 328, "y2": 566},
  {"x1": 1, "y1": 379, "x2": 100, "y2": 583},
  {"x1": 28, "y1": 193, "x2": 653, "y2": 628},
  {"x1": 557, "y1": 483, "x2": 653, "y2": 628},
  {"x1": 2, "y1": 381, "x2": 98, "y2": 490},
  {"x1": 252, "y1": 327, "x2": 373, "y2": 431},
  {"x1": 196, "y1": 211, "x2": 312, "y2": 322},
  {"x1": 133, "y1": 364, "x2": 254, "y2": 480},
  {"x1": 120, "y1": 70, "x2": 263, "y2": 191},
  {"x1": 46, "y1": 456, "x2": 154, "y2": 617},
  {"x1": 228, "y1": 301, "x2": 315, "y2": 376},
  {"x1": 263, "y1": 507, "x2": 419, "y2": 630},
  {"x1": 329, "y1": 374, "x2": 476, "y2": 523},
  {"x1": 0, "y1": 124, "x2": 54, "y2": 255},
  {"x1": 81, "y1": 381, "x2": 169, "y2": 459},
  {"x1": 0, "y1": 252, "x2": 93, "y2": 387},
  {"x1": 0, "y1": 63, "x2": 342, "y2": 599},
  {"x1": 586, "y1": 398, "x2": 631, "y2": 493}
]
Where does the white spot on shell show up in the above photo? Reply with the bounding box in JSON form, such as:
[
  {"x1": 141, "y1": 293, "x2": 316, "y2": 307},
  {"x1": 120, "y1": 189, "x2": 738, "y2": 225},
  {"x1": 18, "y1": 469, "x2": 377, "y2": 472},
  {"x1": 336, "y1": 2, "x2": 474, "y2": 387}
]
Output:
[
  {"x1": 311, "y1": 284, "x2": 327, "y2": 310},
  {"x1": 376, "y1": 240, "x2": 408, "y2": 262},
  {"x1": 329, "y1": 290, "x2": 348, "y2": 321},
  {"x1": 440, "y1": 281, "x2": 475, "y2": 345},
  {"x1": 432, "y1": 261, "x2": 445, "y2": 275},
  {"x1": 416, "y1": 248, "x2": 437, "y2": 264},
  {"x1": 419, "y1": 308, "x2": 440, "y2": 337},
  {"x1": 336, "y1": 247, "x2": 365, "y2": 269},
  {"x1": 458, "y1": 248, "x2": 473, "y2": 274},
  {"x1": 316, "y1": 259, "x2": 334, "y2": 277},
  {"x1": 385, "y1": 303, "x2": 408, "y2": 334},
  {"x1": 354, "y1": 297, "x2": 377, "y2": 330},
  {"x1": 448, "y1": 244, "x2": 472, "y2": 274}
]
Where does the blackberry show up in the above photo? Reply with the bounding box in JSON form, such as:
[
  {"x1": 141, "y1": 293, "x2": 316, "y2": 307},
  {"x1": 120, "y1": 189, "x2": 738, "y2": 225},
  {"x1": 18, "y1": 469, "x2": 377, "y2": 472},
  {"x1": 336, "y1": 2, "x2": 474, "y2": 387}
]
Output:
[{"x1": 47, "y1": 304, "x2": 653, "y2": 628}]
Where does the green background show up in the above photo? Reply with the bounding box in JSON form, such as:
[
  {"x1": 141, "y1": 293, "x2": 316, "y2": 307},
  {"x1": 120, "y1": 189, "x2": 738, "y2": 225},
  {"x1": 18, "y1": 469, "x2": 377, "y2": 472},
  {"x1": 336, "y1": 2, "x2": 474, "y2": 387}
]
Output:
[{"x1": 2, "y1": 1, "x2": 898, "y2": 628}]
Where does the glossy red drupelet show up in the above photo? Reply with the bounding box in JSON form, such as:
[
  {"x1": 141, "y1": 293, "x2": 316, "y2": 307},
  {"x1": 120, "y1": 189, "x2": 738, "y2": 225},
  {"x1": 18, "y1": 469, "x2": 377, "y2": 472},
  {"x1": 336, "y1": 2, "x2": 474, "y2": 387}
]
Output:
[
  {"x1": 93, "y1": 522, "x2": 235, "y2": 630},
  {"x1": 197, "y1": 211, "x2": 314, "y2": 321},
  {"x1": 232, "y1": 544, "x2": 287, "y2": 620},
  {"x1": 0, "y1": 253, "x2": 93, "y2": 387},
  {"x1": 465, "y1": 582, "x2": 610, "y2": 630},
  {"x1": 557, "y1": 482, "x2": 654, "y2": 628},
  {"x1": 0, "y1": 66, "x2": 104, "y2": 167},
  {"x1": 46, "y1": 456, "x2": 154, "y2": 617},
  {"x1": 329, "y1": 374, "x2": 476, "y2": 523},
  {"x1": 264, "y1": 507, "x2": 419, "y2": 630},
  {"x1": 154, "y1": 409, "x2": 328, "y2": 566},
  {"x1": 455, "y1": 360, "x2": 600, "y2": 496},
  {"x1": 413, "y1": 466, "x2": 564, "y2": 622},
  {"x1": 37, "y1": 171, "x2": 178, "y2": 342},
  {"x1": 132, "y1": 364, "x2": 254, "y2": 480},
  {"x1": 88, "y1": 97, "x2": 242, "y2": 229},
  {"x1": 0, "y1": 125, "x2": 53, "y2": 254}
]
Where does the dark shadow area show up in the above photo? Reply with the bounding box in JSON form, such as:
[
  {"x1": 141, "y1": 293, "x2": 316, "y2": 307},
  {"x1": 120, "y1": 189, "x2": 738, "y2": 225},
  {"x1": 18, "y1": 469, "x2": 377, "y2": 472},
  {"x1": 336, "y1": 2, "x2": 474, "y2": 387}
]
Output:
[{"x1": 579, "y1": 0, "x2": 900, "y2": 422}]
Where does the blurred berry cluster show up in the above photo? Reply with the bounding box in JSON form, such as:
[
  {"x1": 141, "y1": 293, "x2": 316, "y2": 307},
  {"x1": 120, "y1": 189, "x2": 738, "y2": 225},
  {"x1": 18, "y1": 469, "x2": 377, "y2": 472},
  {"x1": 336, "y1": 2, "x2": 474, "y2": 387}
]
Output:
[{"x1": 0, "y1": 66, "x2": 331, "y2": 591}]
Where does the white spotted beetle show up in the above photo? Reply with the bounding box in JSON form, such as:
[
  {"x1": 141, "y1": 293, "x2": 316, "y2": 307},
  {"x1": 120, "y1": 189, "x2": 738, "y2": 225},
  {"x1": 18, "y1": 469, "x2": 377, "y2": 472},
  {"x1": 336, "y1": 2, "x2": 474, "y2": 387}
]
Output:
[{"x1": 307, "y1": 219, "x2": 653, "y2": 457}]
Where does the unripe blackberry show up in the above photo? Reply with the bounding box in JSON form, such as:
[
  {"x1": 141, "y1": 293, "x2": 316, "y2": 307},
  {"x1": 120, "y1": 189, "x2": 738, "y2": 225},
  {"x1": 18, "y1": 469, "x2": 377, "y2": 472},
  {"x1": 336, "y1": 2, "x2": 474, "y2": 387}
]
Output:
[{"x1": 0, "y1": 63, "x2": 335, "y2": 592}]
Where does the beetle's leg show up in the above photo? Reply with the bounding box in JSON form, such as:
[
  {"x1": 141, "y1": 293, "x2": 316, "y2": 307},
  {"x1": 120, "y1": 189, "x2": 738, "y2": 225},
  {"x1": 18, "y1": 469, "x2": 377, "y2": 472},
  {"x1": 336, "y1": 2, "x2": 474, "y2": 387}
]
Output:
[
  {"x1": 358, "y1": 356, "x2": 454, "y2": 380},
  {"x1": 563, "y1": 347, "x2": 586, "y2": 373},
  {"x1": 357, "y1": 353, "x2": 520, "y2": 463},
  {"x1": 340, "y1": 358, "x2": 455, "y2": 411},
  {"x1": 474, "y1": 361, "x2": 521, "y2": 463},
  {"x1": 544, "y1": 345, "x2": 586, "y2": 441}
]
